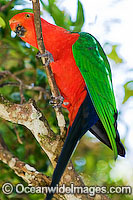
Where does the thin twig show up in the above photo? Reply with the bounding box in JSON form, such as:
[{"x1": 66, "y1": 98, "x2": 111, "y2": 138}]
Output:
[
  {"x1": 32, "y1": 0, "x2": 66, "y2": 136},
  {"x1": 0, "y1": 71, "x2": 25, "y2": 104},
  {"x1": 0, "y1": 0, "x2": 14, "y2": 11},
  {"x1": 0, "y1": 81, "x2": 45, "y2": 92},
  {"x1": 14, "y1": 125, "x2": 23, "y2": 144},
  {"x1": 0, "y1": 71, "x2": 51, "y2": 102}
]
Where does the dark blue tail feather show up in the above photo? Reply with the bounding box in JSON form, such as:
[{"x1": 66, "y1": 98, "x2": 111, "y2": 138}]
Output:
[{"x1": 45, "y1": 93, "x2": 99, "y2": 200}]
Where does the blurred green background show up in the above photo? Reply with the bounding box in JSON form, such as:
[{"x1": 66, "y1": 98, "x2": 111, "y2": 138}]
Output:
[{"x1": 0, "y1": 0, "x2": 133, "y2": 200}]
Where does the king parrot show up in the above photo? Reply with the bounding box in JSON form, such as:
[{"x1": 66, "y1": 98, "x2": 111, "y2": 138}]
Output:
[{"x1": 9, "y1": 12, "x2": 125, "y2": 200}]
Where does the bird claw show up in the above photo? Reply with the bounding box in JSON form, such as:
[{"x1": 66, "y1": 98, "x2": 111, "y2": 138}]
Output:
[
  {"x1": 49, "y1": 95, "x2": 64, "y2": 108},
  {"x1": 36, "y1": 50, "x2": 54, "y2": 66}
]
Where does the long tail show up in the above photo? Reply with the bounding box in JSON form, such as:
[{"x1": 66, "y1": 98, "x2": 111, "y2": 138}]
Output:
[
  {"x1": 46, "y1": 93, "x2": 98, "y2": 200},
  {"x1": 45, "y1": 107, "x2": 83, "y2": 200},
  {"x1": 45, "y1": 92, "x2": 125, "y2": 199}
]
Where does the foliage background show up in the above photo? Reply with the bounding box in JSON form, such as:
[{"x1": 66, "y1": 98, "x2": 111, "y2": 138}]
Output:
[{"x1": 0, "y1": 0, "x2": 133, "y2": 200}]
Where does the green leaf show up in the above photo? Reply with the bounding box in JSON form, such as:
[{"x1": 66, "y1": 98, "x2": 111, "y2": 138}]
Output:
[
  {"x1": 40, "y1": 0, "x2": 84, "y2": 31},
  {"x1": 73, "y1": 0, "x2": 84, "y2": 32},
  {"x1": 0, "y1": 16, "x2": 6, "y2": 28},
  {"x1": 47, "y1": 0, "x2": 67, "y2": 28},
  {"x1": 122, "y1": 80, "x2": 133, "y2": 103},
  {"x1": 40, "y1": 0, "x2": 50, "y2": 11},
  {"x1": 107, "y1": 44, "x2": 123, "y2": 64}
]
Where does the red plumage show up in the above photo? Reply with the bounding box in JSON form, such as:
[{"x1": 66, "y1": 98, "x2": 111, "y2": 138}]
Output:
[{"x1": 9, "y1": 12, "x2": 87, "y2": 126}]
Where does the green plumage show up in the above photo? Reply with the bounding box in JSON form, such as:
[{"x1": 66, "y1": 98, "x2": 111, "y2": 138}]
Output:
[{"x1": 72, "y1": 32, "x2": 118, "y2": 159}]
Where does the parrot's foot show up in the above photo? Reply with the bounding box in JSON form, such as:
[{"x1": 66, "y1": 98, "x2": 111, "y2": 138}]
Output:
[
  {"x1": 49, "y1": 95, "x2": 64, "y2": 108},
  {"x1": 36, "y1": 50, "x2": 54, "y2": 66}
]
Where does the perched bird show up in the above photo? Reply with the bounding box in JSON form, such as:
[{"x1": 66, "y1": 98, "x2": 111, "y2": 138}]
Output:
[{"x1": 9, "y1": 12, "x2": 125, "y2": 200}]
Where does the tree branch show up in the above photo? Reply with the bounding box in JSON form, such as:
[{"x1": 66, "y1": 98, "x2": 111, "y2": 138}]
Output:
[
  {"x1": 0, "y1": 71, "x2": 25, "y2": 104},
  {"x1": 0, "y1": 134, "x2": 51, "y2": 187},
  {"x1": 0, "y1": 95, "x2": 110, "y2": 200},
  {"x1": 0, "y1": 94, "x2": 58, "y2": 165},
  {"x1": 0, "y1": 70, "x2": 49, "y2": 101},
  {"x1": 0, "y1": 95, "x2": 93, "y2": 199},
  {"x1": 0, "y1": 96, "x2": 108, "y2": 200},
  {"x1": 32, "y1": 0, "x2": 66, "y2": 136}
]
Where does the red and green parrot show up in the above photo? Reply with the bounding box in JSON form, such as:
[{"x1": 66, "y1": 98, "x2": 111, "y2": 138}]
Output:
[{"x1": 9, "y1": 12, "x2": 125, "y2": 200}]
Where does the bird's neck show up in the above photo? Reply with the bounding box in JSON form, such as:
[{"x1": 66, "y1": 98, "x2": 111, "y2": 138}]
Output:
[{"x1": 41, "y1": 19, "x2": 79, "y2": 60}]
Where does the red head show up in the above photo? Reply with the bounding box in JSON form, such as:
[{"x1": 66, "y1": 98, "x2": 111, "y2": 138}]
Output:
[
  {"x1": 9, "y1": 12, "x2": 79, "y2": 60},
  {"x1": 9, "y1": 12, "x2": 38, "y2": 48}
]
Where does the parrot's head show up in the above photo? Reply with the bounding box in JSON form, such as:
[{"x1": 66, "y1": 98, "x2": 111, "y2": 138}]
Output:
[{"x1": 9, "y1": 12, "x2": 38, "y2": 48}]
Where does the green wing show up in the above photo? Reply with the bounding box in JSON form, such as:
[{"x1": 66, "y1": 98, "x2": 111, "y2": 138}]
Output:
[{"x1": 72, "y1": 32, "x2": 118, "y2": 158}]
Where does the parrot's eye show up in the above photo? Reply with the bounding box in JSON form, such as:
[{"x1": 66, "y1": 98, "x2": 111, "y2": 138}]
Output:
[{"x1": 25, "y1": 14, "x2": 31, "y2": 18}]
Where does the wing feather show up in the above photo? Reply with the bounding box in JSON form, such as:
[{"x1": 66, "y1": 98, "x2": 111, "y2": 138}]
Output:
[{"x1": 72, "y1": 32, "x2": 118, "y2": 158}]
